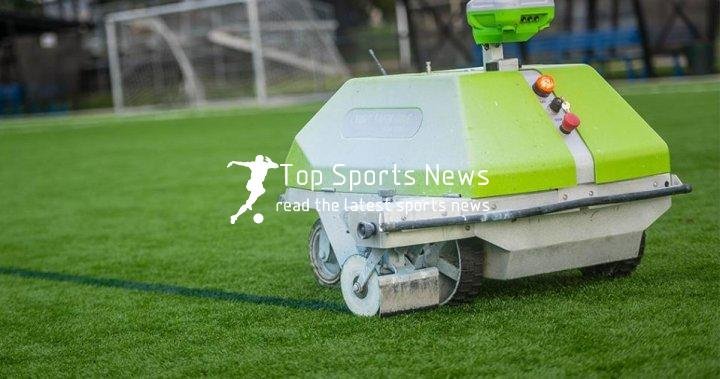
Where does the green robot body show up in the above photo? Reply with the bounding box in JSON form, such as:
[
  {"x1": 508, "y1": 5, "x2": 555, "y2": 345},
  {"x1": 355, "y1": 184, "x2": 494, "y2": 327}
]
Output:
[{"x1": 281, "y1": 0, "x2": 690, "y2": 317}]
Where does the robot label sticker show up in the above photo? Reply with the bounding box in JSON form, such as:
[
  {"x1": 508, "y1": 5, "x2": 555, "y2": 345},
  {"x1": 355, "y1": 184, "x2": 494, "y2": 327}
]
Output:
[
  {"x1": 227, "y1": 155, "x2": 279, "y2": 224},
  {"x1": 342, "y1": 108, "x2": 423, "y2": 139}
]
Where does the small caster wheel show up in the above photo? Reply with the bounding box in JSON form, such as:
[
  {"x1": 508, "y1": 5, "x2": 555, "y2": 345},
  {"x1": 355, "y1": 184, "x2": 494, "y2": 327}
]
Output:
[
  {"x1": 340, "y1": 255, "x2": 380, "y2": 316},
  {"x1": 581, "y1": 232, "x2": 646, "y2": 278},
  {"x1": 308, "y1": 219, "x2": 340, "y2": 286}
]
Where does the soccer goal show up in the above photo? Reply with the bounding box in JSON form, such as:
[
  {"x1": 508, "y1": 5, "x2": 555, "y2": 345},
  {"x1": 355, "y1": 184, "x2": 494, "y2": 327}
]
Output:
[{"x1": 105, "y1": 0, "x2": 349, "y2": 112}]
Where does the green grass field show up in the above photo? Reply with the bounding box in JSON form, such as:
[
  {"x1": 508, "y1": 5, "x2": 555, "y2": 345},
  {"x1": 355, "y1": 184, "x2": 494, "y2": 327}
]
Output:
[{"x1": 1, "y1": 80, "x2": 718, "y2": 377}]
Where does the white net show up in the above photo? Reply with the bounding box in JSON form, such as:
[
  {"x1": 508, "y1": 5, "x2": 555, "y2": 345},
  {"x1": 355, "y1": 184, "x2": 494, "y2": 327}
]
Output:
[{"x1": 106, "y1": 0, "x2": 349, "y2": 111}]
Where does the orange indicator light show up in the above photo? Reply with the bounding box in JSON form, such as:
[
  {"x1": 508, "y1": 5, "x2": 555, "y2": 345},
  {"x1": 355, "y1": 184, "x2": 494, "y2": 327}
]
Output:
[{"x1": 533, "y1": 75, "x2": 555, "y2": 97}]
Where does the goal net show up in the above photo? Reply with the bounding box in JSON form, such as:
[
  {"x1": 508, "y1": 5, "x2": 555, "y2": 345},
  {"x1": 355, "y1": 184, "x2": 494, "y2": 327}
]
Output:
[{"x1": 105, "y1": 0, "x2": 349, "y2": 111}]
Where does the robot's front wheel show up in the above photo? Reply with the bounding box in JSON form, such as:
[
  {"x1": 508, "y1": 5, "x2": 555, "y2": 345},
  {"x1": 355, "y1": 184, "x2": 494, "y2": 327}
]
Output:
[
  {"x1": 340, "y1": 255, "x2": 381, "y2": 316},
  {"x1": 308, "y1": 219, "x2": 341, "y2": 286}
]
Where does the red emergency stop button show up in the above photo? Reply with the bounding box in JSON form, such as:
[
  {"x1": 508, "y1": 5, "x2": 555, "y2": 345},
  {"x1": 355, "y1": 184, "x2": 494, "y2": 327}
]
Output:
[
  {"x1": 560, "y1": 112, "x2": 581, "y2": 134},
  {"x1": 533, "y1": 75, "x2": 555, "y2": 97}
]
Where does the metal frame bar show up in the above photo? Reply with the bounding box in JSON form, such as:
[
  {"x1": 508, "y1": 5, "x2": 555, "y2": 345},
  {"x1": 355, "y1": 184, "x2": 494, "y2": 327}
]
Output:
[
  {"x1": 632, "y1": 0, "x2": 656, "y2": 77},
  {"x1": 395, "y1": 0, "x2": 412, "y2": 70},
  {"x1": 106, "y1": 0, "x2": 247, "y2": 23},
  {"x1": 105, "y1": 20, "x2": 123, "y2": 113},
  {"x1": 380, "y1": 184, "x2": 692, "y2": 232},
  {"x1": 247, "y1": 0, "x2": 267, "y2": 103}
]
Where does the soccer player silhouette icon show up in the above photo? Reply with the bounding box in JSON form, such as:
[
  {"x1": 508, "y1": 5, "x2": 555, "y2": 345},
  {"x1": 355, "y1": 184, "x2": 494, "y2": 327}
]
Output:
[{"x1": 227, "y1": 155, "x2": 279, "y2": 224}]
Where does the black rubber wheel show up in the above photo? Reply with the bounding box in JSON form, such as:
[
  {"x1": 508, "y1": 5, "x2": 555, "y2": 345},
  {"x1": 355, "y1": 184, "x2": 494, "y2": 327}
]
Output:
[
  {"x1": 448, "y1": 238, "x2": 485, "y2": 304},
  {"x1": 580, "y1": 232, "x2": 646, "y2": 278},
  {"x1": 308, "y1": 219, "x2": 341, "y2": 287}
]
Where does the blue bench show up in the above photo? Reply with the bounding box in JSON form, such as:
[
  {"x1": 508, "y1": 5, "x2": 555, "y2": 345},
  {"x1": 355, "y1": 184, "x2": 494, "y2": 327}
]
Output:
[
  {"x1": 0, "y1": 83, "x2": 72, "y2": 115},
  {"x1": 0, "y1": 84, "x2": 23, "y2": 115},
  {"x1": 474, "y1": 28, "x2": 683, "y2": 78}
]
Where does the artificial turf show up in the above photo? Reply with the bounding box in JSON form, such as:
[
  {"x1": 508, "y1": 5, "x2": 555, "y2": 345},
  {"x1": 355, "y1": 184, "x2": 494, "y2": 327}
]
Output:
[{"x1": 0, "y1": 80, "x2": 718, "y2": 377}]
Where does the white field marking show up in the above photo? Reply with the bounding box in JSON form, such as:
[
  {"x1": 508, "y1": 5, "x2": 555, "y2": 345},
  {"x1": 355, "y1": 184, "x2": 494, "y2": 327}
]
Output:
[
  {"x1": 615, "y1": 81, "x2": 719, "y2": 96},
  {"x1": 1, "y1": 81, "x2": 715, "y2": 133},
  {"x1": 0, "y1": 103, "x2": 322, "y2": 134},
  {"x1": 1, "y1": 111, "x2": 199, "y2": 132},
  {"x1": 619, "y1": 86, "x2": 720, "y2": 96}
]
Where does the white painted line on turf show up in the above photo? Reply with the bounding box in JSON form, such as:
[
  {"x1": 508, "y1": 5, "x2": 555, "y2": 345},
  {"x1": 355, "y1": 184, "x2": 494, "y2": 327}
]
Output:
[
  {"x1": 619, "y1": 86, "x2": 720, "y2": 96},
  {"x1": 0, "y1": 107, "x2": 319, "y2": 134}
]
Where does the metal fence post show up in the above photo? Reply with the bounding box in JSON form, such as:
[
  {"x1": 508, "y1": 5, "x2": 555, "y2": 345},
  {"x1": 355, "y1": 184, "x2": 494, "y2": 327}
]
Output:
[
  {"x1": 395, "y1": 0, "x2": 412, "y2": 70},
  {"x1": 105, "y1": 19, "x2": 124, "y2": 113},
  {"x1": 247, "y1": 0, "x2": 267, "y2": 103}
]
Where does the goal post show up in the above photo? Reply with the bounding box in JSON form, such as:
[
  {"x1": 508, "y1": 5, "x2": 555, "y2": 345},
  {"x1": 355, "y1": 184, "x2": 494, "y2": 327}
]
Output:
[{"x1": 105, "y1": 0, "x2": 349, "y2": 112}]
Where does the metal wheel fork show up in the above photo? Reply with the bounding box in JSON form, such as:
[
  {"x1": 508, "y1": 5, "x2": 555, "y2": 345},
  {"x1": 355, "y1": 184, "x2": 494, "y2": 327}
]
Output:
[
  {"x1": 351, "y1": 249, "x2": 384, "y2": 296},
  {"x1": 421, "y1": 243, "x2": 461, "y2": 282},
  {"x1": 410, "y1": 242, "x2": 462, "y2": 304},
  {"x1": 340, "y1": 250, "x2": 385, "y2": 316}
]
